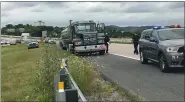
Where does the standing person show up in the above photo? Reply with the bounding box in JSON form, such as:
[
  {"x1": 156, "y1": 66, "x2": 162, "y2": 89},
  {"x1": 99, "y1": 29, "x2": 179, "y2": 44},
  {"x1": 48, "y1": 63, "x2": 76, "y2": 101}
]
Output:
[
  {"x1": 132, "y1": 34, "x2": 139, "y2": 55},
  {"x1": 104, "y1": 34, "x2": 110, "y2": 53}
]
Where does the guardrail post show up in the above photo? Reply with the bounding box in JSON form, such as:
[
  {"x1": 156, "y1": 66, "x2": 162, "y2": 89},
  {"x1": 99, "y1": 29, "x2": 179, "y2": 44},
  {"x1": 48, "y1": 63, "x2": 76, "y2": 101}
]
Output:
[
  {"x1": 60, "y1": 74, "x2": 71, "y2": 89},
  {"x1": 56, "y1": 82, "x2": 66, "y2": 101},
  {"x1": 66, "y1": 89, "x2": 78, "y2": 102}
]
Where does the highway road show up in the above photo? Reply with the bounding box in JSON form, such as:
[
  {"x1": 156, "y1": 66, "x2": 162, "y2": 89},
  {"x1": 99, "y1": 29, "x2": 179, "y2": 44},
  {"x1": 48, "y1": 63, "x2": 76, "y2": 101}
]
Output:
[{"x1": 85, "y1": 53, "x2": 184, "y2": 101}]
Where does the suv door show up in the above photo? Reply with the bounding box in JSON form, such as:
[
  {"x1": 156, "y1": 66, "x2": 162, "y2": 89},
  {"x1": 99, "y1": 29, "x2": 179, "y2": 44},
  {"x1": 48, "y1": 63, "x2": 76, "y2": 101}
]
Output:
[
  {"x1": 148, "y1": 30, "x2": 159, "y2": 61},
  {"x1": 139, "y1": 31, "x2": 147, "y2": 53},
  {"x1": 144, "y1": 30, "x2": 152, "y2": 59}
]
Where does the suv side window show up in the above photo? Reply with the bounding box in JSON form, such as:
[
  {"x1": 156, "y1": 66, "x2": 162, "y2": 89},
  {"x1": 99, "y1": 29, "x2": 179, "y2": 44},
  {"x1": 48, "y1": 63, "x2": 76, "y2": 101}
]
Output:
[
  {"x1": 140, "y1": 31, "x2": 147, "y2": 39},
  {"x1": 145, "y1": 30, "x2": 152, "y2": 40},
  {"x1": 151, "y1": 31, "x2": 158, "y2": 39}
]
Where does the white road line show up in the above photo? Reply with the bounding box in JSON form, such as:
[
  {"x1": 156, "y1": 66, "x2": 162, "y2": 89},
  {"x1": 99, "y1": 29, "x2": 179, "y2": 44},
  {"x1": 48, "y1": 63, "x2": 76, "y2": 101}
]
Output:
[{"x1": 110, "y1": 53, "x2": 140, "y2": 61}]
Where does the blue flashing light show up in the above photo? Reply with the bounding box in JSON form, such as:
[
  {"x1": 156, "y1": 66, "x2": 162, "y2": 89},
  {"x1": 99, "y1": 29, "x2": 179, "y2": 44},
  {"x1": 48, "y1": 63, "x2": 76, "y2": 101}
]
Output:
[
  {"x1": 153, "y1": 26, "x2": 167, "y2": 30},
  {"x1": 161, "y1": 26, "x2": 165, "y2": 28}
]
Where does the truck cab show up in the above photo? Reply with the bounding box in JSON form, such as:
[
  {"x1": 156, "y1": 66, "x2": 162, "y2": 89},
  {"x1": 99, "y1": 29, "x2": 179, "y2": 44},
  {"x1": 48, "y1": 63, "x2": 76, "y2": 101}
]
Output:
[{"x1": 60, "y1": 20, "x2": 106, "y2": 55}]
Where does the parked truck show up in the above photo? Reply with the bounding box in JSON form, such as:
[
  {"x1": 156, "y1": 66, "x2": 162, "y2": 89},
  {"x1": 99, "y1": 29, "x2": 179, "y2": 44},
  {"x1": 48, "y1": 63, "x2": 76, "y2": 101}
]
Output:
[{"x1": 59, "y1": 20, "x2": 106, "y2": 55}]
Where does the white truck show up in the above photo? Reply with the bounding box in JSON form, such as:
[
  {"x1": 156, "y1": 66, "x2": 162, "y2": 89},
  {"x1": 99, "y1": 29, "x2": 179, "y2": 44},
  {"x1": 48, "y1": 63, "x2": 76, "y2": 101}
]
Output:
[
  {"x1": 21, "y1": 33, "x2": 30, "y2": 43},
  {"x1": 9, "y1": 38, "x2": 17, "y2": 45}
]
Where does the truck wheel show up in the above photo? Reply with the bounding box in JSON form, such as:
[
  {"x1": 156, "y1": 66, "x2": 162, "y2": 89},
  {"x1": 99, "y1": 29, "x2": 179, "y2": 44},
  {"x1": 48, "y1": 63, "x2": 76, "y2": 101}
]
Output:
[
  {"x1": 60, "y1": 43, "x2": 66, "y2": 50},
  {"x1": 99, "y1": 50, "x2": 105, "y2": 55},
  {"x1": 159, "y1": 54, "x2": 169, "y2": 73},
  {"x1": 140, "y1": 51, "x2": 148, "y2": 64},
  {"x1": 62, "y1": 47, "x2": 66, "y2": 50}
]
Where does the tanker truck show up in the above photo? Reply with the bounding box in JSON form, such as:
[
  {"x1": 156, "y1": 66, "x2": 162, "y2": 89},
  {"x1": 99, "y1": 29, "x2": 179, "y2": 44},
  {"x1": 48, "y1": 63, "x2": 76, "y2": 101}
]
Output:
[{"x1": 59, "y1": 20, "x2": 106, "y2": 55}]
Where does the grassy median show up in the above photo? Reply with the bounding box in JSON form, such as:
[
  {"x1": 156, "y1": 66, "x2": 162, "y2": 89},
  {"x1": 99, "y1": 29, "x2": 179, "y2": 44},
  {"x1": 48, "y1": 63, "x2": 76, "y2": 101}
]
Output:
[
  {"x1": 1, "y1": 43, "x2": 69, "y2": 101},
  {"x1": 110, "y1": 38, "x2": 132, "y2": 44},
  {"x1": 2, "y1": 44, "x2": 44, "y2": 101},
  {"x1": 2, "y1": 43, "x2": 143, "y2": 101}
]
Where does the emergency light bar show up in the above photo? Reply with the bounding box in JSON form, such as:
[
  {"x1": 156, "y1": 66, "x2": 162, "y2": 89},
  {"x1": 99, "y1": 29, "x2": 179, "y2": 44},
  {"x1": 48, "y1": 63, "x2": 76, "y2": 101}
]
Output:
[
  {"x1": 153, "y1": 26, "x2": 168, "y2": 30},
  {"x1": 169, "y1": 24, "x2": 181, "y2": 28}
]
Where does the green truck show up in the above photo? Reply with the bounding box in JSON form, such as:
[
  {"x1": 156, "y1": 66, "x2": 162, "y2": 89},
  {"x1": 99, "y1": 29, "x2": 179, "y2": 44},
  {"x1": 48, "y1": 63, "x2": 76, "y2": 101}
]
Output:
[{"x1": 59, "y1": 20, "x2": 106, "y2": 55}]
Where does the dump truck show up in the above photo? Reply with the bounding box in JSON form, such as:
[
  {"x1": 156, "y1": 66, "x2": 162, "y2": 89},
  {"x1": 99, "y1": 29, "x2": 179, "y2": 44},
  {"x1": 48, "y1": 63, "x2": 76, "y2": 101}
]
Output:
[{"x1": 59, "y1": 20, "x2": 106, "y2": 55}]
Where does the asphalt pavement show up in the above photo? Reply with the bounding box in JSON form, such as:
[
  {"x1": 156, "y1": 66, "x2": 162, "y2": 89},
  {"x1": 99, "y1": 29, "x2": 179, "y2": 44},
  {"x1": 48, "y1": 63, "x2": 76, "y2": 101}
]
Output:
[{"x1": 85, "y1": 53, "x2": 184, "y2": 101}]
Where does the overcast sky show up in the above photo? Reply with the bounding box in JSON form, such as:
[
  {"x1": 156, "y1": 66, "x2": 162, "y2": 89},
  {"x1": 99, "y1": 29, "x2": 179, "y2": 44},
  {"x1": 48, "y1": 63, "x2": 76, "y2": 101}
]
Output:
[{"x1": 1, "y1": 2, "x2": 184, "y2": 27}]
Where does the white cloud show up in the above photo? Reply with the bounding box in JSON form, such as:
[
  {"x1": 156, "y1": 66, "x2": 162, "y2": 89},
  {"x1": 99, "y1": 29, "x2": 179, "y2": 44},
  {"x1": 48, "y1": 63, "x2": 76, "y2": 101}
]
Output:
[{"x1": 1, "y1": 2, "x2": 184, "y2": 27}]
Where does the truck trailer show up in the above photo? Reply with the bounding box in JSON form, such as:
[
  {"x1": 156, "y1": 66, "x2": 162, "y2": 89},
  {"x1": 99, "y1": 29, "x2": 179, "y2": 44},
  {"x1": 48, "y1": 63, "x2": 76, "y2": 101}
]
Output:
[{"x1": 59, "y1": 20, "x2": 106, "y2": 55}]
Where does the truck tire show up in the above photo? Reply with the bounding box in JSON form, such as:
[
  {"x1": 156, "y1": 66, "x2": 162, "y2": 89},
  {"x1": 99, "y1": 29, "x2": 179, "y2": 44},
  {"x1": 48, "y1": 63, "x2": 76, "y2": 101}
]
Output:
[
  {"x1": 60, "y1": 43, "x2": 66, "y2": 50},
  {"x1": 99, "y1": 50, "x2": 105, "y2": 55},
  {"x1": 62, "y1": 47, "x2": 66, "y2": 50}
]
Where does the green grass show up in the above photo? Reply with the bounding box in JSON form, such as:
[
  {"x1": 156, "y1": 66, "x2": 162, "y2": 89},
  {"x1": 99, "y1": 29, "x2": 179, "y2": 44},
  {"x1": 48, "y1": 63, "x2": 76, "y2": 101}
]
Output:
[
  {"x1": 67, "y1": 56, "x2": 98, "y2": 94},
  {"x1": 35, "y1": 44, "x2": 70, "y2": 101},
  {"x1": 110, "y1": 38, "x2": 132, "y2": 44},
  {"x1": 2, "y1": 44, "x2": 44, "y2": 101},
  {"x1": 1, "y1": 44, "x2": 70, "y2": 101}
]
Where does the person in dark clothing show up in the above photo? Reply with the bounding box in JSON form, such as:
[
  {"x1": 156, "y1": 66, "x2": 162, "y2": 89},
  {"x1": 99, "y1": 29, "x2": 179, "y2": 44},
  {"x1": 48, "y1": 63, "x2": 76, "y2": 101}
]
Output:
[
  {"x1": 132, "y1": 34, "x2": 140, "y2": 55},
  {"x1": 104, "y1": 35, "x2": 110, "y2": 53}
]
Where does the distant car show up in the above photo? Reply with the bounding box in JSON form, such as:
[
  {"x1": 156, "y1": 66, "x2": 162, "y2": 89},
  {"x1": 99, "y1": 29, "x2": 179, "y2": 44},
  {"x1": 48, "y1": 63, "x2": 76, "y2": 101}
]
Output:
[
  {"x1": 10, "y1": 38, "x2": 17, "y2": 45},
  {"x1": 37, "y1": 39, "x2": 41, "y2": 42},
  {"x1": 1, "y1": 40, "x2": 10, "y2": 46},
  {"x1": 5, "y1": 40, "x2": 10, "y2": 46},
  {"x1": 48, "y1": 39, "x2": 56, "y2": 44},
  {"x1": 139, "y1": 25, "x2": 184, "y2": 72},
  {"x1": 27, "y1": 39, "x2": 39, "y2": 49},
  {"x1": 1, "y1": 40, "x2": 6, "y2": 46}
]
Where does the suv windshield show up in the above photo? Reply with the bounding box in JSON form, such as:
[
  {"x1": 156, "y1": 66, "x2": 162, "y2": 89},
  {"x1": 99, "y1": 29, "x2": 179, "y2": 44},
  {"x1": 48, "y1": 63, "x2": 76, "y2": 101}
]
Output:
[
  {"x1": 75, "y1": 23, "x2": 96, "y2": 32},
  {"x1": 158, "y1": 29, "x2": 184, "y2": 41}
]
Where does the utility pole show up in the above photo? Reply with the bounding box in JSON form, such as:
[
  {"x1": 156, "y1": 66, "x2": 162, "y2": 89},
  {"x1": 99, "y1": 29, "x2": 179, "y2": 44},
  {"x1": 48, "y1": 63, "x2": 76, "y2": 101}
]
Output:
[
  {"x1": 38, "y1": 20, "x2": 42, "y2": 26},
  {"x1": 42, "y1": 22, "x2": 45, "y2": 26},
  {"x1": 121, "y1": 31, "x2": 124, "y2": 38},
  {"x1": 34, "y1": 22, "x2": 37, "y2": 26},
  {"x1": 69, "y1": 20, "x2": 72, "y2": 26},
  {"x1": 69, "y1": 20, "x2": 73, "y2": 39}
]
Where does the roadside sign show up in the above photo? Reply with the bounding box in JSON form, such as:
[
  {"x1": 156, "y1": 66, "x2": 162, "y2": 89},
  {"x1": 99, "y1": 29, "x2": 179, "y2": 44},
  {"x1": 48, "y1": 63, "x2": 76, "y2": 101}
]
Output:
[{"x1": 42, "y1": 31, "x2": 47, "y2": 37}]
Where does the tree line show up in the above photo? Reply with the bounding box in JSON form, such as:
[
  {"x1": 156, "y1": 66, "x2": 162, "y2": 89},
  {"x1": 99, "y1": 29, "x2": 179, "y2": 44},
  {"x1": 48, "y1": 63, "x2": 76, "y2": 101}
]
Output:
[
  {"x1": 1, "y1": 24, "x2": 64, "y2": 37},
  {"x1": 1, "y1": 23, "x2": 148, "y2": 38},
  {"x1": 105, "y1": 26, "x2": 144, "y2": 38}
]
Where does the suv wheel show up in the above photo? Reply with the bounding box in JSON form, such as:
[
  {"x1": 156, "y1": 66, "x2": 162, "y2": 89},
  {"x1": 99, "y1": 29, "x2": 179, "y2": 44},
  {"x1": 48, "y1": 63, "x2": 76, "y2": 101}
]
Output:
[
  {"x1": 159, "y1": 54, "x2": 169, "y2": 73},
  {"x1": 140, "y1": 51, "x2": 148, "y2": 64}
]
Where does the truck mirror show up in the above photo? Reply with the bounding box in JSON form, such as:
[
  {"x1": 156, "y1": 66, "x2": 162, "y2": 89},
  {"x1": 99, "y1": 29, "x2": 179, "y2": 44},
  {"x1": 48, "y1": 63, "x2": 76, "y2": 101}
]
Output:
[{"x1": 100, "y1": 23, "x2": 105, "y2": 29}]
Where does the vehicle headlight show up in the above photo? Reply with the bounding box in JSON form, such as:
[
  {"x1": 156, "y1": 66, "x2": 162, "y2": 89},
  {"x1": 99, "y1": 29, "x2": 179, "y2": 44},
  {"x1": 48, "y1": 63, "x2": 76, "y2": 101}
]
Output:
[
  {"x1": 166, "y1": 47, "x2": 179, "y2": 52},
  {"x1": 75, "y1": 41, "x2": 82, "y2": 45}
]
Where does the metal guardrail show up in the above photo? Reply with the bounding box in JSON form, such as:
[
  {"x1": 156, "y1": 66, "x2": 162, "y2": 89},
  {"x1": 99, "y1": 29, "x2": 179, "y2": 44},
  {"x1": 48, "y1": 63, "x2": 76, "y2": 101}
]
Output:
[{"x1": 54, "y1": 58, "x2": 87, "y2": 102}]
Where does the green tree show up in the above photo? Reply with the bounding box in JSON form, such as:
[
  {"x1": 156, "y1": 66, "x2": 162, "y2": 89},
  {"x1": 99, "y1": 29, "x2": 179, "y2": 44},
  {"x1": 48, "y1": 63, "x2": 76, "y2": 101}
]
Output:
[{"x1": 6, "y1": 24, "x2": 14, "y2": 29}]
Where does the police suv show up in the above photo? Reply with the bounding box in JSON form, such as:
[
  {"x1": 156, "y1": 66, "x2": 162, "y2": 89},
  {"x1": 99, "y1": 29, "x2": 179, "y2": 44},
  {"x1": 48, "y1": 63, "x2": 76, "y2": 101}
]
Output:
[{"x1": 139, "y1": 25, "x2": 184, "y2": 72}]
